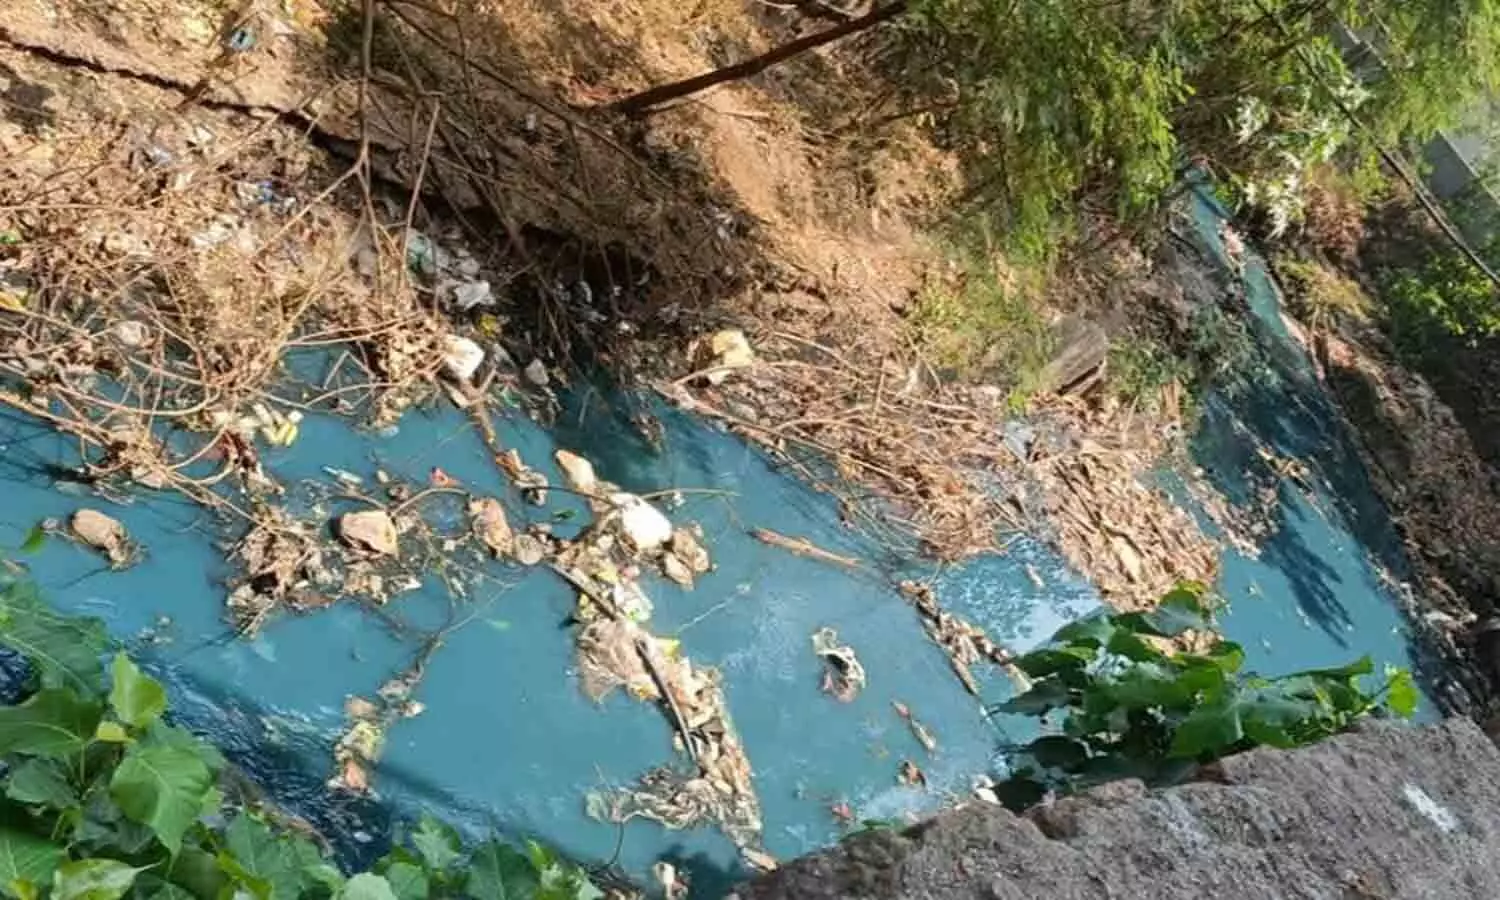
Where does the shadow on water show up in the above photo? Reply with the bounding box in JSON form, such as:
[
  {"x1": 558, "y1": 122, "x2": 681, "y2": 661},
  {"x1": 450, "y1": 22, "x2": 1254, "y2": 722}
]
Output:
[{"x1": 1179, "y1": 188, "x2": 1454, "y2": 711}]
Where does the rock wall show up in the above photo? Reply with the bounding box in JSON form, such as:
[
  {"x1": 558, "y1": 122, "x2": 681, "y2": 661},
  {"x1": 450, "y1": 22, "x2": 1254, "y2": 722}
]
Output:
[{"x1": 736, "y1": 719, "x2": 1500, "y2": 900}]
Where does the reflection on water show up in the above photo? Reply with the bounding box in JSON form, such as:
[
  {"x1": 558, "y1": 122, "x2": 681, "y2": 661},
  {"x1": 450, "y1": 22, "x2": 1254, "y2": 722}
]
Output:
[{"x1": 0, "y1": 188, "x2": 1450, "y2": 893}]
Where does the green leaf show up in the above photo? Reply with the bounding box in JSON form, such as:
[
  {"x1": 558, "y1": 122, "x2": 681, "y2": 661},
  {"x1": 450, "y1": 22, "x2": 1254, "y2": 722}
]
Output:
[
  {"x1": 0, "y1": 582, "x2": 107, "y2": 696},
  {"x1": 222, "y1": 815, "x2": 301, "y2": 900},
  {"x1": 0, "y1": 826, "x2": 64, "y2": 890},
  {"x1": 411, "y1": 815, "x2": 461, "y2": 871},
  {"x1": 142, "y1": 723, "x2": 225, "y2": 775},
  {"x1": 1050, "y1": 615, "x2": 1115, "y2": 648},
  {"x1": 1012, "y1": 646, "x2": 1094, "y2": 678},
  {"x1": 993, "y1": 680, "x2": 1071, "y2": 715},
  {"x1": 72, "y1": 791, "x2": 156, "y2": 856},
  {"x1": 109, "y1": 654, "x2": 166, "y2": 729},
  {"x1": 464, "y1": 842, "x2": 538, "y2": 900},
  {"x1": 382, "y1": 864, "x2": 427, "y2": 900},
  {"x1": 1104, "y1": 628, "x2": 1166, "y2": 663},
  {"x1": 110, "y1": 742, "x2": 214, "y2": 854},
  {"x1": 147, "y1": 884, "x2": 197, "y2": 900},
  {"x1": 342, "y1": 874, "x2": 397, "y2": 900},
  {"x1": 1170, "y1": 696, "x2": 1245, "y2": 758},
  {"x1": 1114, "y1": 587, "x2": 1209, "y2": 638},
  {"x1": 17, "y1": 527, "x2": 45, "y2": 556},
  {"x1": 5, "y1": 758, "x2": 76, "y2": 809},
  {"x1": 0, "y1": 689, "x2": 102, "y2": 758},
  {"x1": 1290, "y1": 655, "x2": 1374, "y2": 681},
  {"x1": 163, "y1": 845, "x2": 227, "y2": 900},
  {"x1": 1385, "y1": 668, "x2": 1419, "y2": 718},
  {"x1": 94, "y1": 722, "x2": 129, "y2": 744},
  {"x1": 51, "y1": 860, "x2": 143, "y2": 900}
]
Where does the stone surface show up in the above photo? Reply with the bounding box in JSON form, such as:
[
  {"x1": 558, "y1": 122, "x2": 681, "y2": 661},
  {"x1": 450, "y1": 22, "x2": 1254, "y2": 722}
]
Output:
[{"x1": 736, "y1": 720, "x2": 1500, "y2": 900}]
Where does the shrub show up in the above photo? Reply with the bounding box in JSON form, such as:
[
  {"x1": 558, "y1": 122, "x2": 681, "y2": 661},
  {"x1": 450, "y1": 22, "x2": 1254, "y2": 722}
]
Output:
[{"x1": 993, "y1": 584, "x2": 1416, "y2": 804}]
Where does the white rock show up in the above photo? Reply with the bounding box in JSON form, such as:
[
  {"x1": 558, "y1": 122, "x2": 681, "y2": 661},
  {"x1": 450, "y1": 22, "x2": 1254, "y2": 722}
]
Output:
[
  {"x1": 555, "y1": 449, "x2": 597, "y2": 493},
  {"x1": 441, "y1": 335, "x2": 485, "y2": 382},
  {"x1": 613, "y1": 493, "x2": 673, "y2": 551},
  {"x1": 524, "y1": 358, "x2": 550, "y2": 387},
  {"x1": 338, "y1": 510, "x2": 399, "y2": 556},
  {"x1": 704, "y1": 329, "x2": 755, "y2": 384}
]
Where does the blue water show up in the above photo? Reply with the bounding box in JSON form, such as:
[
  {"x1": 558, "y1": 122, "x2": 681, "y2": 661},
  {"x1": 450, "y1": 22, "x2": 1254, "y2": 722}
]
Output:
[{"x1": 0, "y1": 188, "x2": 1444, "y2": 895}]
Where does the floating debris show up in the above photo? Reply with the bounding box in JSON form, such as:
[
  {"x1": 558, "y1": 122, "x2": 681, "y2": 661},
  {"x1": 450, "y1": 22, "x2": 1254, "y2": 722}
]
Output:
[
  {"x1": 750, "y1": 528, "x2": 859, "y2": 568},
  {"x1": 331, "y1": 660, "x2": 429, "y2": 795},
  {"x1": 652, "y1": 862, "x2": 688, "y2": 900},
  {"x1": 898, "y1": 759, "x2": 927, "y2": 788},
  {"x1": 555, "y1": 449, "x2": 598, "y2": 493},
  {"x1": 69, "y1": 509, "x2": 135, "y2": 568},
  {"x1": 893, "y1": 701, "x2": 938, "y2": 755},
  {"x1": 226, "y1": 510, "x2": 326, "y2": 633},
  {"x1": 812, "y1": 627, "x2": 866, "y2": 702},
  {"x1": 899, "y1": 581, "x2": 1012, "y2": 697},
  {"x1": 337, "y1": 510, "x2": 399, "y2": 557},
  {"x1": 469, "y1": 497, "x2": 514, "y2": 558},
  {"x1": 615, "y1": 493, "x2": 672, "y2": 551}
]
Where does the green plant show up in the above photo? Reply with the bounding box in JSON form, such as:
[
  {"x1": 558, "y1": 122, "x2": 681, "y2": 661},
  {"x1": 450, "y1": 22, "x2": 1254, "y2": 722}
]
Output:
[
  {"x1": 908, "y1": 245, "x2": 1053, "y2": 397},
  {"x1": 1381, "y1": 241, "x2": 1500, "y2": 355},
  {"x1": 0, "y1": 576, "x2": 602, "y2": 900},
  {"x1": 1107, "y1": 337, "x2": 1194, "y2": 416},
  {"x1": 1278, "y1": 257, "x2": 1371, "y2": 333},
  {"x1": 993, "y1": 584, "x2": 1417, "y2": 802}
]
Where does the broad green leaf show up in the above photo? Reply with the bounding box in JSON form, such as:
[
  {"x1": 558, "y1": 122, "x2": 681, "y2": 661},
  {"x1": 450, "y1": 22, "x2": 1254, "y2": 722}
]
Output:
[
  {"x1": 5, "y1": 758, "x2": 76, "y2": 809},
  {"x1": 142, "y1": 723, "x2": 225, "y2": 774},
  {"x1": 381, "y1": 864, "x2": 426, "y2": 900},
  {"x1": 341, "y1": 874, "x2": 396, "y2": 900},
  {"x1": 8, "y1": 878, "x2": 39, "y2": 900},
  {"x1": 1288, "y1": 655, "x2": 1374, "y2": 682},
  {"x1": 51, "y1": 860, "x2": 143, "y2": 900},
  {"x1": 1050, "y1": 615, "x2": 1115, "y2": 648},
  {"x1": 216, "y1": 853, "x2": 272, "y2": 900},
  {"x1": 0, "y1": 826, "x2": 64, "y2": 890},
  {"x1": 1114, "y1": 588, "x2": 1208, "y2": 638},
  {"x1": 1385, "y1": 668, "x2": 1419, "y2": 719},
  {"x1": 1104, "y1": 628, "x2": 1166, "y2": 663},
  {"x1": 1240, "y1": 689, "x2": 1321, "y2": 749},
  {"x1": 992, "y1": 680, "x2": 1071, "y2": 716},
  {"x1": 0, "y1": 582, "x2": 107, "y2": 696},
  {"x1": 163, "y1": 845, "x2": 227, "y2": 900},
  {"x1": 109, "y1": 654, "x2": 166, "y2": 729},
  {"x1": 18, "y1": 526, "x2": 45, "y2": 556},
  {"x1": 1106, "y1": 664, "x2": 1195, "y2": 710},
  {"x1": 1170, "y1": 696, "x2": 1245, "y2": 758},
  {"x1": 72, "y1": 791, "x2": 156, "y2": 856},
  {"x1": 464, "y1": 842, "x2": 538, "y2": 900},
  {"x1": 1012, "y1": 647, "x2": 1094, "y2": 678},
  {"x1": 304, "y1": 864, "x2": 346, "y2": 894},
  {"x1": 110, "y1": 743, "x2": 214, "y2": 854},
  {"x1": 411, "y1": 815, "x2": 461, "y2": 871},
  {"x1": 222, "y1": 815, "x2": 301, "y2": 900},
  {"x1": 0, "y1": 689, "x2": 102, "y2": 758},
  {"x1": 147, "y1": 884, "x2": 197, "y2": 900},
  {"x1": 95, "y1": 722, "x2": 129, "y2": 744}
]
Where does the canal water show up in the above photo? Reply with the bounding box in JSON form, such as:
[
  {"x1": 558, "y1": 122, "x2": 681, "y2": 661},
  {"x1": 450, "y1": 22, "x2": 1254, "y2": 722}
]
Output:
[{"x1": 0, "y1": 187, "x2": 1439, "y2": 896}]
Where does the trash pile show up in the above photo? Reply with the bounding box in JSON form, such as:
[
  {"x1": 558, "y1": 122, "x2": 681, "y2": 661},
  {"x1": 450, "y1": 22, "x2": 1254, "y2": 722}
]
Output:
[{"x1": 545, "y1": 453, "x2": 769, "y2": 868}]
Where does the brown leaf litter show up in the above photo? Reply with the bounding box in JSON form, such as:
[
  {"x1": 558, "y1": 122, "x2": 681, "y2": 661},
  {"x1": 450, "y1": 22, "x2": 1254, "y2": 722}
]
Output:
[{"x1": 898, "y1": 581, "x2": 1024, "y2": 697}]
